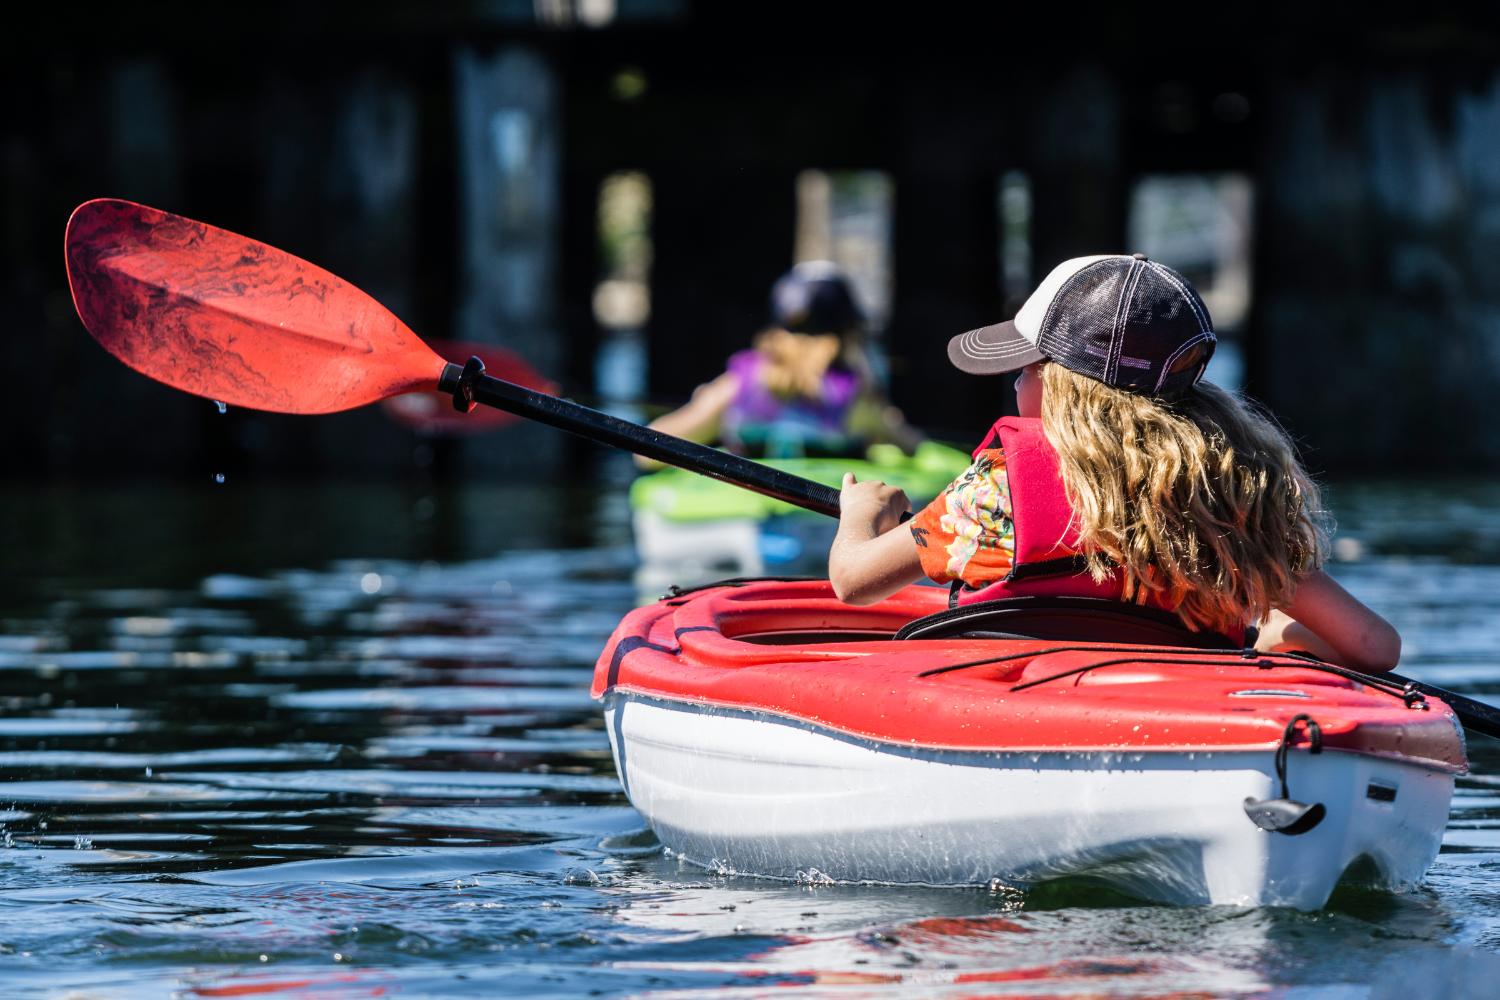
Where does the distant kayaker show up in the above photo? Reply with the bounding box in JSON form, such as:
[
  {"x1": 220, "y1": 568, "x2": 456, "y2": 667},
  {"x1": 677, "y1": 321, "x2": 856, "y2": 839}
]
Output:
[
  {"x1": 635, "y1": 261, "x2": 920, "y2": 469},
  {"x1": 828, "y1": 254, "x2": 1401, "y2": 672}
]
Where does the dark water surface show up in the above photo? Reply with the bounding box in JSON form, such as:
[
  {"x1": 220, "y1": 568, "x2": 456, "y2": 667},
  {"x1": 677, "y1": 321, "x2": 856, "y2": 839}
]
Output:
[{"x1": 3, "y1": 477, "x2": 1500, "y2": 998}]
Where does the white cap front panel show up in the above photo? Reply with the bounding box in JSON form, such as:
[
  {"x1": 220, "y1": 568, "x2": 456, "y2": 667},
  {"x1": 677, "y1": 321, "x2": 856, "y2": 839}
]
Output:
[{"x1": 1013, "y1": 255, "x2": 1128, "y2": 345}]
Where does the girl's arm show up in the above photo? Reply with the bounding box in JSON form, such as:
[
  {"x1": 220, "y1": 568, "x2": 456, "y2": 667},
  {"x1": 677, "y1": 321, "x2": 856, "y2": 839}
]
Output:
[
  {"x1": 633, "y1": 373, "x2": 741, "y2": 471},
  {"x1": 1254, "y1": 569, "x2": 1401, "y2": 672},
  {"x1": 828, "y1": 473, "x2": 926, "y2": 605}
]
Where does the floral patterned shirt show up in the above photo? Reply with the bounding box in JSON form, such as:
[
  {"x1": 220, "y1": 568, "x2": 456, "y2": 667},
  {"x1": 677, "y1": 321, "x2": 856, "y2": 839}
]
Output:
[{"x1": 909, "y1": 448, "x2": 1016, "y2": 587}]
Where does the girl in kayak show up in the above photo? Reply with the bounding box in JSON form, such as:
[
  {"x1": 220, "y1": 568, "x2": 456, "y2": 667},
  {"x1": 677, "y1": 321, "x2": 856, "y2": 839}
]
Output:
[
  {"x1": 636, "y1": 261, "x2": 919, "y2": 468},
  {"x1": 828, "y1": 254, "x2": 1400, "y2": 672}
]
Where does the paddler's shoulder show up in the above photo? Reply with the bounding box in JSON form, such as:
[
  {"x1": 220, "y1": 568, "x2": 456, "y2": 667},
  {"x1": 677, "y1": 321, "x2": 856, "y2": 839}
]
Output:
[{"x1": 968, "y1": 447, "x2": 1007, "y2": 476}]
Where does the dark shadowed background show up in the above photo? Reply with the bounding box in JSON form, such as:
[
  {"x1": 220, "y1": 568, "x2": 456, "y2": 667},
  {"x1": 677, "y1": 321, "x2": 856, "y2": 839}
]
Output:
[{"x1": 5, "y1": 0, "x2": 1500, "y2": 484}]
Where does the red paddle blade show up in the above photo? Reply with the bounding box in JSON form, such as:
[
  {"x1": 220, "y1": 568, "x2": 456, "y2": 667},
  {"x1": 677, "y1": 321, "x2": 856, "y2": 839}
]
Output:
[
  {"x1": 379, "y1": 340, "x2": 559, "y2": 436},
  {"x1": 65, "y1": 199, "x2": 449, "y2": 415}
]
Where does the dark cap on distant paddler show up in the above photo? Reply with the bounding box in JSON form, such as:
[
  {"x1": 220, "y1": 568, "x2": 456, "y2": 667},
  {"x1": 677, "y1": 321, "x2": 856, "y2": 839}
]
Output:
[{"x1": 770, "y1": 260, "x2": 864, "y2": 336}]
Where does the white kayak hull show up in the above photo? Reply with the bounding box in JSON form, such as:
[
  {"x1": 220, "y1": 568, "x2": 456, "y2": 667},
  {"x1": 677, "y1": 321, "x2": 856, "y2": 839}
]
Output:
[{"x1": 603, "y1": 693, "x2": 1454, "y2": 909}]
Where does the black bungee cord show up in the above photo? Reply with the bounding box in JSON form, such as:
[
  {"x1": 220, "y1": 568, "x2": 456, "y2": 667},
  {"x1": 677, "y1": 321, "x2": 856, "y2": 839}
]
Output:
[{"x1": 916, "y1": 643, "x2": 1427, "y2": 711}]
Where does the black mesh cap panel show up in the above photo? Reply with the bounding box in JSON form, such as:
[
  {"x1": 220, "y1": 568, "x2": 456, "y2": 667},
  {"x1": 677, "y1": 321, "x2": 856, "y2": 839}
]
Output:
[
  {"x1": 1034, "y1": 259, "x2": 1215, "y2": 395},
  {"x1": 1034, "y1": 260, "x2": 1132, "y2": 385}
]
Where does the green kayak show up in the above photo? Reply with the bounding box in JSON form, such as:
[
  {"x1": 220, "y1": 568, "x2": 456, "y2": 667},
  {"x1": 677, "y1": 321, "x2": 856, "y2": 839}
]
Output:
[{"x1": 630, "y1": 440, "x2": 973, "y2": 523}]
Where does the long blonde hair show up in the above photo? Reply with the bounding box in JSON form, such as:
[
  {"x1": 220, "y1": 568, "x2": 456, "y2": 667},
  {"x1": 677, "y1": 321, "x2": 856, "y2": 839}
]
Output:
[
  {"x1": 1039, "y1": 362, "x2": 1329, "y2": 633},
  {"x1": 753, "y1": 328, "x2": 843, "y2": 399}
]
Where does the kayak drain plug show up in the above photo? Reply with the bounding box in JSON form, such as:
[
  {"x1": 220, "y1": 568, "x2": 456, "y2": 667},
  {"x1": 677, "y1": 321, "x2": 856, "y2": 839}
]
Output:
[{"x1": 1244, "y1": 714, "x2": 1326, "y2": 836}]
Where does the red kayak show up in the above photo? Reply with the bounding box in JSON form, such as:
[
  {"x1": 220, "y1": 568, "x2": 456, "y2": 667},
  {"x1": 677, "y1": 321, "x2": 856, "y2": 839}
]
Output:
[{"x1": 592, "y1": 579, "x2": 1463, "y2": 909}]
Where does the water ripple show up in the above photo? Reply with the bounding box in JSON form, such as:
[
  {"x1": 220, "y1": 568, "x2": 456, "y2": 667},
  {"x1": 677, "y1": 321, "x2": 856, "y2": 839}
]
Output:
[{"x1": 1, "y1": 482, "x2": 1499, "y2": 998}]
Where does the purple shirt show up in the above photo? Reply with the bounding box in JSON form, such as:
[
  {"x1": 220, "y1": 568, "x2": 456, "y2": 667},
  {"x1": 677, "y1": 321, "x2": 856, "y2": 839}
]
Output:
[{"x1": 720, "y1": 349, "x2": 862, "y2": 444}]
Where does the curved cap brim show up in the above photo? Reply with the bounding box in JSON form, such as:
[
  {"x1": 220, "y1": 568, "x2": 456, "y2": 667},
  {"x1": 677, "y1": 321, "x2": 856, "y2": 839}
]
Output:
[{"x1": 947, "y1": 321, "x2": 1047, "y2": 375}]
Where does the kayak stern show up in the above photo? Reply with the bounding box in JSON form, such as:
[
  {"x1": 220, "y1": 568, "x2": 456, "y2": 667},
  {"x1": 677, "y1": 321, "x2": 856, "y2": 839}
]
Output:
[{"x1": 603, "y1": 694, "x2": 1452, "y2": 909}]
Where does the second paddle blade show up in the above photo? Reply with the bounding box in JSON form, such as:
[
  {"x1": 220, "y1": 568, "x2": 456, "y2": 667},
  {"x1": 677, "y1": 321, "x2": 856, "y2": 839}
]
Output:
[{"x1": 65, "y1": 199, "x2": 448, "y2": 414}]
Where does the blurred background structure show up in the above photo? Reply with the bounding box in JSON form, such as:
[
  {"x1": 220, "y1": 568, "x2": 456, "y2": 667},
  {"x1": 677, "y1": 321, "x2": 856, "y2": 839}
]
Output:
[{"x1": 5, "y1": 1, "x2": 1500, "y2": 481}]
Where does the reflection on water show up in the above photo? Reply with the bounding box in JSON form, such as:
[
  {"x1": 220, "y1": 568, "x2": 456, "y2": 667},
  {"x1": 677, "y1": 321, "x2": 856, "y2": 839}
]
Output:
[{"x1": 0, "y1": 478, "x2": 1498, "y2": 997}]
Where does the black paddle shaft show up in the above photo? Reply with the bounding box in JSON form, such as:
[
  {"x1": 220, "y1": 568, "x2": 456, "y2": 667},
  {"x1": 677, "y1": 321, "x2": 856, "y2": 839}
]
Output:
[
  {"x1": 440, "y1": 358, "x2": 843, "y2": 519},
  {"x1": 1388, "y1": 673, "x2": 1500, "y2": 742}
]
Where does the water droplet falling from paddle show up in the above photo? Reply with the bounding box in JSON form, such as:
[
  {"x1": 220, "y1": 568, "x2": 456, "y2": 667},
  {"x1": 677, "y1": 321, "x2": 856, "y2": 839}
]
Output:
[
  {"x1": 214, "y1": 400, "x2": 227, "y2": 414},
  {"x1": 214, "y1": 474, "x2": 225, "y2": 484}
]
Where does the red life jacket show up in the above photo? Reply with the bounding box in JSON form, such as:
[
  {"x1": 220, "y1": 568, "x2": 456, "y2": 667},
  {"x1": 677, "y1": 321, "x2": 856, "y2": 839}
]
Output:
[{"x1": 953, "y1": 417, "x2": 1245, "y2": 646}]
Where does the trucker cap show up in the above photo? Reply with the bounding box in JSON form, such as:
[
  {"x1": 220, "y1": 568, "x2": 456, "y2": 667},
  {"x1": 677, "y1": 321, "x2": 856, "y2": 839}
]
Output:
[{"x1": 947, "y1": 254, "x2": 1216, "y2": 395}]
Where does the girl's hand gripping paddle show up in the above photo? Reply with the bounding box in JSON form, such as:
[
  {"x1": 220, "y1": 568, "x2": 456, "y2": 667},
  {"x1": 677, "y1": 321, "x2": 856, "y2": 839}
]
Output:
[{"x1": 64, "y1": 198, "x2": 843, "y2": 516}]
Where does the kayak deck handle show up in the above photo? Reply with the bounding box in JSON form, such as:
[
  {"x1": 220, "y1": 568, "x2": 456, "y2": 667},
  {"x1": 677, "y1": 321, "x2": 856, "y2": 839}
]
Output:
[{"x1": 1243, "y1": 714, "x2": 1327, "y2": 836}]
